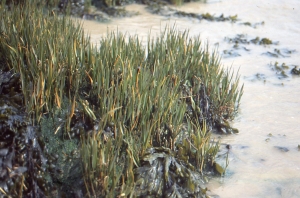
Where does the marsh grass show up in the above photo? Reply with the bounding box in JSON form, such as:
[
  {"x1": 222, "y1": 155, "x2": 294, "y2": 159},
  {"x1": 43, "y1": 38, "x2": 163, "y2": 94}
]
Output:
[{"x1": 0, "y1": 1, "x2": 243, "y2": 196}]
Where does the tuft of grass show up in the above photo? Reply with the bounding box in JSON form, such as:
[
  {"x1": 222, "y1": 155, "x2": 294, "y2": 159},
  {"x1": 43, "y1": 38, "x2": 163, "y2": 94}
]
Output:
[{"x1": 0, "y1": 1, "x2": 243, "y2": 197}]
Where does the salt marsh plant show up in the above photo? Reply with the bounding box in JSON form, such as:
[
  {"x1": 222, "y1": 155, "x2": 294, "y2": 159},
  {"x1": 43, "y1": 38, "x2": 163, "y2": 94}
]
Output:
[{"x1": 0, "y1": 0, "x2": 242, "y2": 197}]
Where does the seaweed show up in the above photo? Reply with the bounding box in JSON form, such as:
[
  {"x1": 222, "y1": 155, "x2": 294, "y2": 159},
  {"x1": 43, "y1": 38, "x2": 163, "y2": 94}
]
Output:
[
  {"x1": 143, "y1": 0, "x2": 238, "y2": 22},
  {"x1": 225, "y1": 34, "x2": 278, "y2": 46},
  {"x1": 0, "y1": 67, "x2": 51, "y2": 197},
  {"x1": 291, "y1": 66, "x2": 300, "y2": 75},
  {"x1": 134, "y1": 147, "x2": 208, "y2": 197},
  {"x1": 274, "y1": 146, "x2": 289, "y2": 152}
]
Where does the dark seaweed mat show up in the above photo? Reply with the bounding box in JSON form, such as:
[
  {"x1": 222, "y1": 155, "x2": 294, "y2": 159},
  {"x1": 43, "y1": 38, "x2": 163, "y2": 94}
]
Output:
[
  {"x1": 134, "y1": 147, "x2": 207, "y2": 198},
  {"x1": 0, "y1": 64, "x2": 50, "y2": 197},
  {"x1": 0, "y1": 66, "x2": 89, "y2": 197}
]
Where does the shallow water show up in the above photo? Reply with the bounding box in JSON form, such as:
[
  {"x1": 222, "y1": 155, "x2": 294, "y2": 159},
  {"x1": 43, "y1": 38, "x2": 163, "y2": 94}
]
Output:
[{"x1": 80, "y1": 1, "x2": 300, "y2": 197}]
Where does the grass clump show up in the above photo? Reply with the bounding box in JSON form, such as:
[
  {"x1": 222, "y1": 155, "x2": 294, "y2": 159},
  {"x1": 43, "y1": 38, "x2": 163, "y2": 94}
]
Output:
[{"x1": 0, "y1": 0, "x2": 243, "y2": 197}]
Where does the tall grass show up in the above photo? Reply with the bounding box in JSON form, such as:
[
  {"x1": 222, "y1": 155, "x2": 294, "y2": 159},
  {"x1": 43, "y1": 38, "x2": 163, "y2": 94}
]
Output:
[{"x1": 0, "y1": 0, "x2": 242, "y2": 196}]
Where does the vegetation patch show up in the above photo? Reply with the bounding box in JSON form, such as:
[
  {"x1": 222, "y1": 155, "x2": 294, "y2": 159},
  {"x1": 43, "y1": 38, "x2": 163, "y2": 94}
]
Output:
[
  {"x1": 291, "y1": 66, "x2": 300, "y2": 75},
  {"x1": 222, "y1": 49, "x2": 241, "y2": 58},
  {"x1": 269, "y1": 61, "x2": 290, "y2": 79},
  {"x1": 262, "y1": 48, "x2": 296, "y2": 58},
  {"x1": 32, "y1": 0, "x2": 229, "y2": 22},
  {"x1": 0, "y1": 65, "x2": 48, "y2": 197},
  {"x1": 0, "y1": 1, "x2": 242, "y2": 197},
  {"x1": 245, "y1": 61, "x2": 299, "y2": 83},
  {"x1": 274, "y1": 146, "x2": 289, "y2": 152},
  {"x1": 223, "y1": 34, "x2": 298, "y2": 59},
  {"x1": 269, "y1": 61, "x2": 300, "y2": 78},
  {"x1": 239, "y1": 21, "x2": 264, "y2": 28},
  {"x1": 225, "y1": 34, "x2": 278, "y2": 46},
  {"x1": 144, "y1": 0, "x2": 238, "y2": 22}
]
